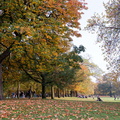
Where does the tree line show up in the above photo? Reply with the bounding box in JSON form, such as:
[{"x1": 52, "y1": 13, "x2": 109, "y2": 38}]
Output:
[{"x1": 1, "y1": 0, "x2": 119, "y2": 100}]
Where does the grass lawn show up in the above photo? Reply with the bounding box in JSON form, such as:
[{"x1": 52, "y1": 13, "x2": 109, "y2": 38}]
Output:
[
  {"x1": 55, "y1": 96, "x2": 120, "y2": 102},
  {"x1": 0, "y1": 97, "x2": 120, "y2": 120}
]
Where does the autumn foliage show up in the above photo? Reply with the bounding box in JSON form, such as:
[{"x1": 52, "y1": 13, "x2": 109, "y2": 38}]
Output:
[{"x1": 0, "y1": 0, "x2": 89, "y2": 99}]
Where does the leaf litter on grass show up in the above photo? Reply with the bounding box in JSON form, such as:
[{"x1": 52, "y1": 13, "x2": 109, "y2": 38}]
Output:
[{"x1": 0, "y1": 99, "x2": 120, "y2": 120}]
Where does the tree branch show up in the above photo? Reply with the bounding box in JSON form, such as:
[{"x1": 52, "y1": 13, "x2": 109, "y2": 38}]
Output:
[
  {"x1": 0, "y1": 42, "x2": 15, "y2": 63},
  {"x1": 0, "y1": 42, "x2": 8, "y2": 48},
  {"x1": 22, "y1": 67, "x2": 42, "y2": 83}
]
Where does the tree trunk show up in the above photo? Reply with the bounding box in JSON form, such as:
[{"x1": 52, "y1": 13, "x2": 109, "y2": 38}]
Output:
[
  {"x1": 57, "y1": 88, "x2": 61, "y2": 98},
  {"x1": 41, "y1": 75, "x2": 46, "y2": 99},
  {"x1": 28, "y1": 86, "x2": 32, "y2": 99},
  {"x1": 0, "y1": 42, "x2": 14, "y2": 63},
  {"x1": 51, "y1": 85, "x2": 54, "y2": 99},
  {"x1": 70, "y1": 90, "x2": 73, "y2": 97},
  {"x1": 0, "y1": 42, "x2": 15, "y2": 100},
  {"x1": 16, "y1": 81, "x2": 20, "y2": 99},
  {"x1": 75, "y1": 91, "x2": 78, "y2": 97},
  {"x1": 0, "y1": 64, "x2": 3, "y2": 100},
  {"x1": 63, "y1": 89, "x2": 65, "y2": 97},
  {"x1": 109, "y1": 83, "x2": 112, "y2": 97},
  {"x1": 109, "y1": 90, "x2": 112, "y2": 97}
]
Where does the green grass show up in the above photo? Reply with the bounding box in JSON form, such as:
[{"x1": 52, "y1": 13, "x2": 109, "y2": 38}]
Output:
[
  {"x1": 55, "y1": 96, "x2": 120, "y2": 102},
  {"x1": 0, "y1": 97, "x2": 120, "y2": 120}
]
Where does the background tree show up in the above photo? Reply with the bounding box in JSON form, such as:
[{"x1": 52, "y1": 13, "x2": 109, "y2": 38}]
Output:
[
  {"x1": 102, "y1": 73, "x2": 120, "y2": 96},
  {"x1": 85, "y1": 0, "x2": 120, "y2": 79},
  {"x1": 50, "y1": 45, "x2": 85, "y2": 98},
  {"x1": 95, "y1": 82, "x2": 112, "y2": 96},
  {"x1": 95, "y1": 73, "x2": 120, "y2": 97},
  {"x1": 82, "y1": 59, "x2": 104, "y2": 82},
  {"x1": 73, "y1": 64, "x2": 95, "y2": 95}
]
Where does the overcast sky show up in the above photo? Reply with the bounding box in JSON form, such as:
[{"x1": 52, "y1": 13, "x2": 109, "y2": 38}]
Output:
[{"x1": 73, "y1": 0, "x2": 109, "y2": 73}]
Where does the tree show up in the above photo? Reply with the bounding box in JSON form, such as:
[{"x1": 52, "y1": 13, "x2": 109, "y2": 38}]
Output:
[
  {"x1": 102, "y1": 73, "x2": 120, "y2": 96},
  {"x1": 49, "y1": 45, "x2": 85, "y2": 98},
  {"x1": 95, "y1": 82, "x2": 112, "y2": 96},
  {"x1": 112, "y1": 81, "x2": 120, "y2": 96},
  {"x1": 82, "y1": 59, "x2": 104, "y2": 82},
  {"x1": 23, "y1": 45, "x2": 85, "y2": 99},
  {"x1": 3, "y1": 45, "x2": 85, "y2": 99},
  {"x1": 0, "y1": 0, "x2": 87, "y2": 99},
  {"x1": 85, "y1": 0, "x2": 120, "y2": 78},
  {"x1": 73, "y1": 64, "x2": 94, "y2": 95}
]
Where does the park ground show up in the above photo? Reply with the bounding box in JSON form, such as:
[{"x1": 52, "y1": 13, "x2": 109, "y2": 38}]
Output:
[{"x1": 0, "y1": 96, "x2": 120, "y2": 120}]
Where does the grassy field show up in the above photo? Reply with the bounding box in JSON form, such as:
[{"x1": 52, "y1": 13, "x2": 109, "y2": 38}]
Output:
[
  {"x1": 55, "y1": 96, "x2": 120, "y2": 102},
  {"x1": 0, "y1": 97, "x2": 120, "y2": 120}
]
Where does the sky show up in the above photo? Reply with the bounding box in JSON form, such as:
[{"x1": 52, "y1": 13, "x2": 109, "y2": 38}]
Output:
[{"x1": 72, "y1": 0, "x2": 109, "y2": 73}]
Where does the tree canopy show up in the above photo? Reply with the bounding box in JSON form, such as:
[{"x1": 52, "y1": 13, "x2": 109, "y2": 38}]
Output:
[{"x1": 0, "y1": 0, "x2": 87, "y2": 99}]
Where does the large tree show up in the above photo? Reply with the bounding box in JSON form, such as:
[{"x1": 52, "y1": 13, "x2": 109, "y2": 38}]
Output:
[
  {"x1": 85, "y1": 0, "x2": 120, "y2": 78},
  {"x1": 2, "y1": 45, "x2": 85, "y2": 99},
  {"x1": 0, "y1": 0, "x2": 87, "y2": 99}
]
